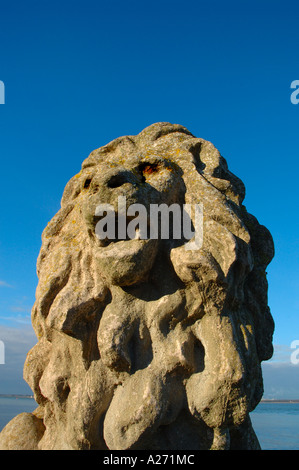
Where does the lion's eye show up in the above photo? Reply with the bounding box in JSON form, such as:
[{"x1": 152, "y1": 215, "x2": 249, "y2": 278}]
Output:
[
  {"x1": 83, "y1": 178, "x2": 92, "y2": 189},
  {"x1": 138, "y1": 162, "x2": 161, "y2": 182}
]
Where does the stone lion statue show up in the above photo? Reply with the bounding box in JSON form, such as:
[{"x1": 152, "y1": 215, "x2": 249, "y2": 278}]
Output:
[{"x1": 0, "y1": 122, "x2": 274, "y2": 450}]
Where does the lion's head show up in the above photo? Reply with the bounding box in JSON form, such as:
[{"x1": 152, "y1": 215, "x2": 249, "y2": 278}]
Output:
[{"x1": 20, "y1": 123, "x2": 274, "y2": 450}]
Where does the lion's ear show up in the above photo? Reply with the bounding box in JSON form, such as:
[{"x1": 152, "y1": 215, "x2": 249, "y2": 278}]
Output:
[
  {"x1": 184, "y1": 138, "x2": 245, "y2": 205},
  {"x1": 61, "y1": 174, "x2": 82, "y2": 206}
]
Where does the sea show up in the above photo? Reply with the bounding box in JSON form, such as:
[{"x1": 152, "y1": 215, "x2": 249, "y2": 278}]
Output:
[{"x1": 0, "y1": 397, "x2": 298, "y2": 450}]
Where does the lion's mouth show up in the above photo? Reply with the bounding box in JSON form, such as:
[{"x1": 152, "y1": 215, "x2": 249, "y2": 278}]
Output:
[{"x1": 93, "y1": 214, "x2": 149, "y2": 248}]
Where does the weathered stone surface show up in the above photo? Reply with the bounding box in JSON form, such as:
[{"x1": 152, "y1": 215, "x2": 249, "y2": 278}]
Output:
[
  {"x1": 0, "y1": 412, "x2": 45, "y2": 450},
  {"x1": 0, "y1": 122, "x2": 274, "y2": 450}
]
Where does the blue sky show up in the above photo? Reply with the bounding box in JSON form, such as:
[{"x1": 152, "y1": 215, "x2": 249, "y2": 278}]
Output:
[{"x1": 0, "y1": 0, "x2": 298, "y2": 396}]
